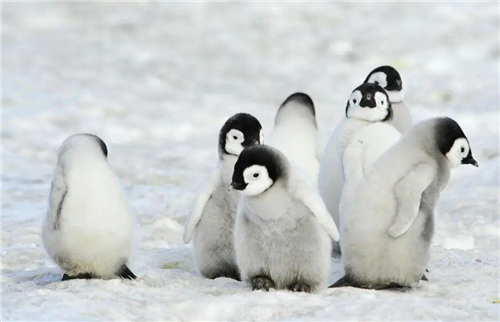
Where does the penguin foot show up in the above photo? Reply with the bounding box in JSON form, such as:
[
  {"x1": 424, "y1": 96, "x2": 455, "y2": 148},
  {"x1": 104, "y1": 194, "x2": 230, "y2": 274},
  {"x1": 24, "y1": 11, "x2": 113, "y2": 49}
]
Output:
[
  {"x1": 329, "y1": 276, "x2": 353, "y2": 288},
  {"x1": 251, "y1": 275, "x2": 274, "y2": 291},
  {"x1": 288, "y1": 282, "x2": 312, "y2": 293},
  {"x1": 421, "y1": 274, "x2": 429, "y2": 282},
  {"x1": 61, "y1": 272, "x2": 93, "y2": 281},
  {"x1": 116, "y1": 264, "x2": 137, "y2": 280}
]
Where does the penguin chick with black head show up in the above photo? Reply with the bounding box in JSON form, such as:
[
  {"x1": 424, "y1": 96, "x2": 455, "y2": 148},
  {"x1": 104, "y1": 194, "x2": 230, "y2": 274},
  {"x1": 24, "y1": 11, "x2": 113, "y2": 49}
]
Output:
[
  {"x1": 364, "y1": 65, "x2": 412, "y2": 133},
  {"x1": 183, "y1": 113, "x2": 263, "y2": 281},
  {"x1": 43, "y1": 134, "x2": 136, "y2": 281},
  {"x1": 267, "y1": 93, "x2": 320, "y2": 179},
  {"x1": 333, "y1": 117, "x2": 478, "y2": 290},
  {"x1": 318, "y1": 83, "x2": 397, "y2": 256},
  {"x1": 232, "y1": 145, "x2": 339, "y2": 293}
]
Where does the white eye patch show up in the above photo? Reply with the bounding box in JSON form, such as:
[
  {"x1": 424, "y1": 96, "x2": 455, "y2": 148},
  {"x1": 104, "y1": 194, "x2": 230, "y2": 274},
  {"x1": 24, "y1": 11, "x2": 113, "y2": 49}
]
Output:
[
  {"x1": 446, "y1": 138, "x2": 470, "y2": 168},
  {"x1": 226, "y1": 129, "x2": 245, "y2": 155},
  {"x1": 349, "y1": 90, "x2": 362, "y2": 106},
  {"x1": 367, "y1": 72, "x2": 388, "y2": 88},
  {"x1": 240, "y1": 165, "x2": 273, "y2": 196}
]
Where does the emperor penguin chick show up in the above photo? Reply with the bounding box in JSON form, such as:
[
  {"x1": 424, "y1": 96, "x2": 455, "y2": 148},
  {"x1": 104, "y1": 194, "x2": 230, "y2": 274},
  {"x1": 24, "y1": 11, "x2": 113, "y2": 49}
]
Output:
[
  {"x1": 333, "y1": 117, "x2": 478, "y2": 289},
  {"x1": 364, "y1": 65, "x2": 412, "y2": 133},
  {"x1": 267, "y1": 93, "x2": 320, "y2": 179},
  {"x1": 318, "y1": 83, "x2": 396, "y2": 256},
  {"x1": 183, "y1": 113, "x2": 263, "y2": 281},
  {"x1": 232, "y1": 145, "x2": 339, "y2": 293},
  {"x1": 43, "y1": 134, "x2": 136, "y2": 281}
]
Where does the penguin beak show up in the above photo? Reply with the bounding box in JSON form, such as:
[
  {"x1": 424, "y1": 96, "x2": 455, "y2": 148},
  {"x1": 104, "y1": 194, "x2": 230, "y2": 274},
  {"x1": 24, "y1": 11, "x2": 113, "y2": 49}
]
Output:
[
  {"x1": 229, "y1": 182, "x2": 247, "y2": 191},
  {"x1": 462, "y1": 156, "x2": 479, "y2": 167},
  {"x1": 360, "y1": 94, "x2": 376, "y2": 108}
]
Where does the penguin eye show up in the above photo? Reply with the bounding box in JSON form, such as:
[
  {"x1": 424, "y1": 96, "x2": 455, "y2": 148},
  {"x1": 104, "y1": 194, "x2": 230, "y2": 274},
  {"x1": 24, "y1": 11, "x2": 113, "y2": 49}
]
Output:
[
  {"x1": 381, "y1": 100, "x2": 384, "y2": 105},
  {"x1": 233, "y1": 136, "x2": 238, "y2": 140},
  {"x1": 253, "y1": 173, "x2": 259, "y2": 178},
  {"x1": 374, "y1": 81, "x2": 379, "y2": 85},
  {"x1": 460, "y1": 147, "x2": 465, "y2": 153},
  {"x1": 352, "y1": 99, "x2": 357, "y2": 104}
]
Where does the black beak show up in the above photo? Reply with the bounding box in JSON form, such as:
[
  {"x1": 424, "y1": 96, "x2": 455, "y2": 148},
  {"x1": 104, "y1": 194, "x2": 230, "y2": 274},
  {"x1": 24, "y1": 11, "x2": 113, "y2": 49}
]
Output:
[
  {"x1": 462, "y1": 156, "x2": 479, "y2": 167},
  {"x1": 229, "y1": 182, "x2": 247, "y2": 191},
  {"x1": 360, "y1": 94, "x2": 376, "y2": 108}
]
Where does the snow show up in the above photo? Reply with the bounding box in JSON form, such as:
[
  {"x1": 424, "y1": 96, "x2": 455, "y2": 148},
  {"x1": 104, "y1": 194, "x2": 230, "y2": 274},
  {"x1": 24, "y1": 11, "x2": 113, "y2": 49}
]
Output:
[{"x1": 2, "y1": 2, "x2": 499, "y2": 321}]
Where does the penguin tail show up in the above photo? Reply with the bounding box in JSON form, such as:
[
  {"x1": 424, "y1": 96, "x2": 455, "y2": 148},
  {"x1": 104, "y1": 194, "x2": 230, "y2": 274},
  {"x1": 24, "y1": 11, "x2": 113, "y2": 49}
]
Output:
[
  {"x1": 116, "y1": 264, "x2": 137, "y2": 280},
  {"x1": 329, "y1": 276, "x2": 353, "y2": 288}
]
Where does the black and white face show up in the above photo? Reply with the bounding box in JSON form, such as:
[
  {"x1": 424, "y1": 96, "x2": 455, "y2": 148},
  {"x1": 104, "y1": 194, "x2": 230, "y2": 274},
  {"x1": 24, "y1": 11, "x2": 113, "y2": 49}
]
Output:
[
  {"x1": 445, "y1": 138, "x2": 478, "y2": 168},
  {"x1": 219, "y1": 113, "x2": 263, "y2": 157},
  {"x1": 346, "y1": 83, "x2": 392, "y2": 122},
  {"x1": 436, "y1": 117, "x2": 478, "y2": 168},
  {"x1": 364, "y1": 66, "x2": 404, "y2": 103},
  {"x1": 231, "y1": 146, "x2": 282, "y2": 196}
]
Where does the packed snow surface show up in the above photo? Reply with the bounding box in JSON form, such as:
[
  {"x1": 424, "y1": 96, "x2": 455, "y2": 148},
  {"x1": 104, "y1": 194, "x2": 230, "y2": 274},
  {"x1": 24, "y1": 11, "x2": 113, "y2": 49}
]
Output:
[{"x1": 2, "y1": 2, "x2": 499, "y2": 321}]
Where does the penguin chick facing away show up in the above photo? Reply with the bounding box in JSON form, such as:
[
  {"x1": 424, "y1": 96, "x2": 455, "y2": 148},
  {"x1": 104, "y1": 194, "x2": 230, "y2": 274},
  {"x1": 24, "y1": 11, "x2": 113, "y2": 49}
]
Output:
[
  {"x1": 364, "y1": 65, "x2": 412, "y2": 133},
  {"x1": 231, "y1": 145, "x2": 339, "y2": 293},
  {"x1": 332, "y1": 117, "x2": 478, "y2": 290},
  {"x1": 318, "y1": 83, "x2": 396, "y2": 257},
  {"x1": 183, "y1": 113, "x2": 263, "y2": 281},
  {"x1": 267, "y1": 93, "x2": 320, "y2": 179},
  {"x1": 43, "y1": 134, "x2": 136, "y2": 281}
]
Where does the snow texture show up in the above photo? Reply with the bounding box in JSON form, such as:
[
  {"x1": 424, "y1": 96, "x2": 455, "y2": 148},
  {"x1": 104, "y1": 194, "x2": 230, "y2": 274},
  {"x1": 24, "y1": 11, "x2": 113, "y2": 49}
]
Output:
[{"x1": 2, "y1": 2, "x2": 499, "y2": 321}]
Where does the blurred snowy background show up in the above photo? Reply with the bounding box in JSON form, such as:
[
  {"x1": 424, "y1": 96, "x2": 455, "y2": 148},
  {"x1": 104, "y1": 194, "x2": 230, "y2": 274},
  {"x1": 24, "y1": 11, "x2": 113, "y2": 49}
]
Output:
[{"x1": 2, "y1": 2, "x2": 499, "y2": 321}]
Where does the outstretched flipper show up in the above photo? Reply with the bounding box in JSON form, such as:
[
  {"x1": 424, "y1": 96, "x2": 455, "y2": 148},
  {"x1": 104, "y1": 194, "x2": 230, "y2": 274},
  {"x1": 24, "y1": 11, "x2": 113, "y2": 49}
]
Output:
[
  {"x1": 116, "y1": 264, "x2": 137, "y2": 280},
  {"x1": 291, "y1": 168, "x2": 340, "y2": 242},
  {"x1": 183, "y1": 169, "x2": 221, "y2": 243},
  {"x1": 421, "y1": 275, "x2": 429, "y2": 281},
  {"x1": 47, "y1": 165, "x2": 68, "y2": 230},
  {"x1": 388, "y1": 163, "x2": 435, "y2": 238}
]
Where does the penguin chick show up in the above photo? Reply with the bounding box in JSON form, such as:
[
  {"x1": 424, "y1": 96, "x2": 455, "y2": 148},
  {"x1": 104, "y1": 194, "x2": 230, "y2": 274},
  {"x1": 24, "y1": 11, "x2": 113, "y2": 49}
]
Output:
[
  {"x1": 232, "y1": 145, "x2": 339, "y2": 293},
  {"x1": 183, "y1": 113, "x2": 263, "y2": 281},
  {"x1": 43, "y1": 134, "x2": 136, "y2": 281},
  {"x1": 318, "y1": 83, "x2": 394, "y2": 256},
  {"x1": 364, "y1": 65, "x2": 412, "y2": 133},
  {"x1": 333, "y1": 117, "x2": 478, "y2": 289},
  {"x1": 267, "y1": 93, "x2": 320, "y2": 179}
]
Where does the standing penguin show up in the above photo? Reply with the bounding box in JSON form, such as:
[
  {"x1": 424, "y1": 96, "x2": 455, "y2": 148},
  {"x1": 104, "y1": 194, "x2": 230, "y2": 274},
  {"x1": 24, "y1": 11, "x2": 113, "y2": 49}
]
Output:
[
  {"x1": 333, "y1": 117, "x2": 478, "y2": 289},
  {"x1": 364, "y1": 65, "x2": 412, "y2": 133},
  {"x1": 231, "y1": 145, "x2": 339, "y2": 292},
  {"x1": 183, "y1": 113, "x2": 263, "y2": 280},
  {"x1": 318, "y1": 83, "x2": 395, "y2": 256},
  {"x1": 267, "y1": 93, "x2": 320, "y2": 179},
  {"x1": 43, "y1": 134, "x2": 136, "y2": 281}
]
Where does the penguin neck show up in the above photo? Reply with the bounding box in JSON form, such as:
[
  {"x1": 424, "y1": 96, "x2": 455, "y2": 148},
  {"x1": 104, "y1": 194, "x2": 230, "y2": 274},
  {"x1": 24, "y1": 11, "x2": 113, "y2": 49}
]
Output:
[{"x1": 219, "y1": 153, "x2": 238, "y2": 185}]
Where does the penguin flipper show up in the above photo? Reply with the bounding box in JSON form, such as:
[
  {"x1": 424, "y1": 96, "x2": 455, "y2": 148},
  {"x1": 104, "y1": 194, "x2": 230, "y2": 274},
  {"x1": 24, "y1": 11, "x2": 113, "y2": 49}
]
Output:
[
  {"x1": 47, "y1": 165, "x2": 68, "y2": 230},
  {"x1": 421, "y1": 274, "x2": 429, "y2": 281},
  {"x1": 291, "y1": 169, "x2": 339, "y2": 242},
  {"x1": 388, "y1": 164, "x2": 435, "y2": 238},
  {"x1": 183, "y1": 169, "x2": 221, "y2": 244},
  {"x1": 116, "y1": 264, "x2": 137, "y2": 280}
]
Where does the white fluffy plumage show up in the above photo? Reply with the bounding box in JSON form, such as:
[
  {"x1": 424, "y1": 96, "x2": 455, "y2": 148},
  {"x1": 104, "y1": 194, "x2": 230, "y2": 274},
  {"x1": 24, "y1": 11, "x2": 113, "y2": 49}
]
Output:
[{"x1": 42, "y1": 134, "x2": 135, "y2": 279}]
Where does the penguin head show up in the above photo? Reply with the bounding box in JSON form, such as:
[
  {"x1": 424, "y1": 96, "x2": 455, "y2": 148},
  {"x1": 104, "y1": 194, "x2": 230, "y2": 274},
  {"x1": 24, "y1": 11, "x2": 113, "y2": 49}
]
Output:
[
  {"x1": 58, "y1": 133, "x2": 108, "y2": 160},
  {"x1": 345, "y1": 83, "x2": 392, "y2": 122},
  {"x1": 434, "y1": 117, "x2": 478, "y2": 168},
  {"x1": 219, "y1": 113, "x2": 263, "y2": 158},
  {"x1": 275, "y1": 92, "x2": 317, "y2": 127},
  {"x1": 364, "y1": 66, "x2": 404, "y2": 103},
  {"x1": 230, "y1": 145, "x2": 285, "y2": 196}
]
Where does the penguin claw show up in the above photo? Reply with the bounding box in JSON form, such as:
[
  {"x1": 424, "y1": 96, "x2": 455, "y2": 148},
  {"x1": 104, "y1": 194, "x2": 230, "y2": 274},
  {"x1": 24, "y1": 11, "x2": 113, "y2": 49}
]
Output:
[
  {"x1": 61, "y1": 273, "x2": 93, "y2": 281},
  {"x1": 251, "y1": 276, "x2": 274, "y2": 291},
  {"x1": 289, "y1": 282, "x2": 312, "y2": 293}
]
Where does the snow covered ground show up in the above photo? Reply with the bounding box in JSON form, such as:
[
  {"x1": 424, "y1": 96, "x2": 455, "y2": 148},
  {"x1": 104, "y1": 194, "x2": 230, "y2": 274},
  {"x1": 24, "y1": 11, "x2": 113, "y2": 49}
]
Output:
[{"x1": 2, "y1": 2, "x2": 499, "y2": 321}]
